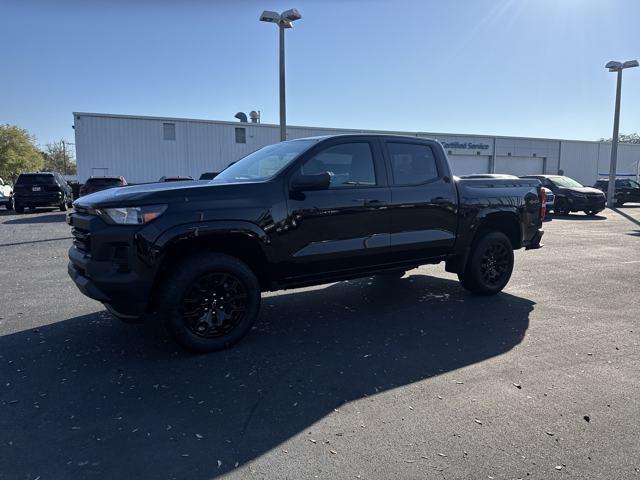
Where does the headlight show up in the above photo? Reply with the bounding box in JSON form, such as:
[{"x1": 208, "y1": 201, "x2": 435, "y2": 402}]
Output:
[{"x1": 97, "y1": 205, "x2": 167, "y2": 225}]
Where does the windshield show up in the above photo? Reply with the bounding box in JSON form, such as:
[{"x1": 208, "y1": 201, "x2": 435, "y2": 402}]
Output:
[
  {"x1": 550, "y1": 176, "x2": 583, "y2": 188},
  {"x1": 86, "y1": 178, "x2": 123, "y2": 186},
  {"x1": 16, "y1": 174, "x2": 56, "y2": 185},
  {"x1": 213, "y1": 140, "x2": 315, "y2": 183}
]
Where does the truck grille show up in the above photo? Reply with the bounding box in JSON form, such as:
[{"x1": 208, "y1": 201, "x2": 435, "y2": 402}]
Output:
[{"x1": 72, "y1": 227, "x2": 91, "y2": 253}]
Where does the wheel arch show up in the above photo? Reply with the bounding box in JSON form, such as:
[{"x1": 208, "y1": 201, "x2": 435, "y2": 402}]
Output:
[
  {"x1": 472, "y1": 211, "x2": 522, "y2": 250},
  {"x1": 148, "y1": 222, "x2": 272, "y2": 311}
]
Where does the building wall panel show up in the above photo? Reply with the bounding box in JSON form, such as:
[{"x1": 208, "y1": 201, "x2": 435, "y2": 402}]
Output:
[{"x1": 74, "y1": 113, "x2": 640, "y2": 186}]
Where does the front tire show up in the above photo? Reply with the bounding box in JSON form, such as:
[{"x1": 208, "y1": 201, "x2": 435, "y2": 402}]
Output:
[
  {"x1": 458, "y1": 232, "x2": 514, "y2": 296},
  {"x1": 14, "y1": 203, "x2": 24, "y2": 214},
  {"x1": 159, "y1": 253, "x2": 261, "y2": 353},
  {"x1": 554, "y1": 198, "x2": 570, "y2": 216}
]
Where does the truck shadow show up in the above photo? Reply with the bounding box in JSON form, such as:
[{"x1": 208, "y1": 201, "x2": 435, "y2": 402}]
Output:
[
  {"x1": 3, "y1": 212, "x2": 68, "y2": 224},
  {"x1": 0, "y1": 274, "x2": 533, "y2": 479},
  {"x1": 547, "y1": 213, "x2": 606, "y2": 221}
]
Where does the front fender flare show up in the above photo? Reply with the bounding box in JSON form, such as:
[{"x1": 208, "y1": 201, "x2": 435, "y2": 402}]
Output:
[{"x1": 142, "y1": 221, "x2": 271, "y2": 266}]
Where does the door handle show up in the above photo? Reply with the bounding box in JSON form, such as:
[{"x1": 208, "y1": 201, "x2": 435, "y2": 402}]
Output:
[{"x1": 353, "y1": 199, "x2": 387, "y2": 208}]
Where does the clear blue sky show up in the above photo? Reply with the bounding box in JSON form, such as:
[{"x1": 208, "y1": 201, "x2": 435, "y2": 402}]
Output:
[{"x1": 2, "y1": 0, "x2": 639, "y2": 151}]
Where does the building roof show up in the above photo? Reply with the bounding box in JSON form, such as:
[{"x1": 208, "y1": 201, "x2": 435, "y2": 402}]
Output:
[{"x1": 73, "y1": 111, "x2": 622, "y2": 145}]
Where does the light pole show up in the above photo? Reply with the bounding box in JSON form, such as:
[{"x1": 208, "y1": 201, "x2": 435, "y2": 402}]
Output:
[
  {"x1": 259, "y1": 8, "x2": 302, "y2": 142},
  {"x1": 604, "y1": 59, "x2": 638, "y2": 208}
]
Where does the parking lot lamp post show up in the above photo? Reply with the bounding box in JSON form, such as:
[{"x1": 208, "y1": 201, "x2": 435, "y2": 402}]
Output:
[
  {"x1": 605, "y1": 60, "x2": 639, "y2": 208},
  {"x1": 259, "y1": 9, "x2": 302, "y2": 142}
]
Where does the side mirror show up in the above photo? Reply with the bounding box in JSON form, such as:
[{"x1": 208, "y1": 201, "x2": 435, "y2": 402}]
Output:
[{"x1": 291, "y1": 172, "x2": 331, "y2": 192}]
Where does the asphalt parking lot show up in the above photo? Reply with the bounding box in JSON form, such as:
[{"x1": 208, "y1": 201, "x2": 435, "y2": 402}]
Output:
[{"x1": 1, "y1": 207, "x2": 639, "y2": 480}]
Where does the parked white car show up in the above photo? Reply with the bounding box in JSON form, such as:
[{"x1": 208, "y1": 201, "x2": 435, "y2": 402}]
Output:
[
  {"x1": 542, "y1": 187, "x2": 555, "y2": 211},
  {"x1": 0, "y1": 178, "x2": 14, "y2": 210}
]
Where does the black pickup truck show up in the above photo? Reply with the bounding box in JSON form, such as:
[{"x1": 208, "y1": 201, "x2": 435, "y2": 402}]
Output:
[{"x1": 68, "y1": 135, "x2": 545, "y2": 352}]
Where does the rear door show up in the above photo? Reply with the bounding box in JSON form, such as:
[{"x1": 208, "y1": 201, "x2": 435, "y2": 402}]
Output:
[
  {"x1": 383, "y1": 139, "x2": 458, "y2": 262},
  {"x1": 284, "y1": 137, "x2": 391, "y2": 279}
]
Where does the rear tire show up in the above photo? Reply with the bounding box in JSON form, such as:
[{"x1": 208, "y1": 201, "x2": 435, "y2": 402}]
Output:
[
  {"x1": 159, "y1": 253, "x2": 261, "y2": 353},
  {"x1": 14, "y1": 204, "x2": 24, "y2": 214},
  {"x1": 584, "y1": 210, "x2": 598, "y2": 216},
  {"x1": 615, "y1": 194, "x2": 625, "y2": 207},
  {"x1": 458, "y1": 232, "x2": 514, "y2": 296},
  {"x1": 59, "y1": 198, "x2": 68, "y2": 211}
]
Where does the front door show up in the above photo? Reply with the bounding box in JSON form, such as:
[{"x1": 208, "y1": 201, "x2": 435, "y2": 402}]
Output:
[
  {"x1": 284, "y1": 139, "x2": 391, "y2": 280},
  {"x1": 384, "y1": 139, "x2": 458, "y2": 262}
]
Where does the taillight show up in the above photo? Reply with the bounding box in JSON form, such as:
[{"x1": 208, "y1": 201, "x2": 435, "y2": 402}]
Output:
[
  {"x1": 540, "y1": 188, "x2": 547, "y2": 220},
  {"x1": 79, "y1": 186, "x2": 87, "y2": 197}
]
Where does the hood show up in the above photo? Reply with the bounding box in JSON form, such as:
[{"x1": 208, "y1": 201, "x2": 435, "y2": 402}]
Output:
[
  {"x1": 74, "y1": 179, "x2": 268, "y2": 208},
  {"x1": 559, "y1": 186, "x2": 604, "y2": 195}
]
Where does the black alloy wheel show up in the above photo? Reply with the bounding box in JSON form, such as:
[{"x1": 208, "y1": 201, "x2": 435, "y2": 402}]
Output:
[
  {"x1": 458, "y1": 231, "x2": 514, "y2": 296},
  {"x1": 181, "y1": 272, "x2": 249, "y2": 339},
  {"x1": 160, "y1": 253, "x2": 261, "y2": 352},
  {"x1": 479, "y1": 242, "x2": 510, "y2": 288}
]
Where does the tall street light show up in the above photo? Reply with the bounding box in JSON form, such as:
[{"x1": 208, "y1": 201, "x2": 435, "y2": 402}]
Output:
[
  {"x1": 605, "y1": 59, "x2": 638, "y2": 208},
  {"x1": 260, "y1": 8, "x2": 302, "y2": 142}
]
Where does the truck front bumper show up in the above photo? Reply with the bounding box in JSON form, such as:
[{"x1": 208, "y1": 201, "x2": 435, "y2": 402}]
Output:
[
  {"x1": 68, "y1": 247, "x2": 150, "y2": 318},
  {"x1": 67, "y1": 211, "x2": 156, "y2": 318},
  {"x1": 567, "y1": 196, "x2": 605, "y2": 212}
]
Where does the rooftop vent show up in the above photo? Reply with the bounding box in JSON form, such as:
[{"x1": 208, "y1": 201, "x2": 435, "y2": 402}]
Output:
[
  {"x1": 249, "y1": 110, "x2": 260, "y2": 124},
  {"x1": 234, "y1": 112, "x2": 248, "y2": 123}
]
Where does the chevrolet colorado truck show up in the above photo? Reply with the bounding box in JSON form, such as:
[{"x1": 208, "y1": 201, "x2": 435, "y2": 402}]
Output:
[{"x1": 68, "y1": 135, "x2": 545, "y2": 352}]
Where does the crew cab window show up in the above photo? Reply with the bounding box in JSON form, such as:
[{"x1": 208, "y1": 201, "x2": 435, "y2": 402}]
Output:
[
  {"x1": 301, "y1": 142, "x2": 376, "y2": 188},
  {"x1": 387, "y1": 142, "x2": 438, "y2": 185}
]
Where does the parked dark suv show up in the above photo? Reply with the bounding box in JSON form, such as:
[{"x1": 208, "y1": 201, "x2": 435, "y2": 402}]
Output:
[
  {"x1": 520, "y1": 174, "x2": 605, "y2": 216},
  {"x1": 593, "y1": 178, "x2": 640, "y2": 206},
  {"x1": 13, "y1": 172, "x2": 74, "y2": 213}
]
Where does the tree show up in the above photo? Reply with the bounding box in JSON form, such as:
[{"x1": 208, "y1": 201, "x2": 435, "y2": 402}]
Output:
[
  {"x1": 599, "y1": 133, "x2": 640, "y2": 144},
  {"x1": 42, "y1": 140, "x2": 77, "y2": 175},
  {"x1": 0, "y1": 124, "x2": 44, "y2": 182}
]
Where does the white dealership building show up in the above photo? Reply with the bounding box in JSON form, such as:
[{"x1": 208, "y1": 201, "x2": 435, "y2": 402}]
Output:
[{"x1": 73, "y1": 112, "x2": 640, "y2": 185}]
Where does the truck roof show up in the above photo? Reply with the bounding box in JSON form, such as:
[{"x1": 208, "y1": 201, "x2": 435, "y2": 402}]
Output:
[{"x1": 294, "y1": 133, "x2": 440, "y2": 143}]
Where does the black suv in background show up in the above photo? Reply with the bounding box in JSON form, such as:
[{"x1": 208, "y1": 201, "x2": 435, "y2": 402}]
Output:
[
  {"x1": 593, "y1": 178, "x2": 640, "y2": 206},
  {"x1": 13, "y1": 172, "x2": 74, "y2": 213},
  {"x1": 521, "y1": 174, "x2": 605, "y2": 216}
]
